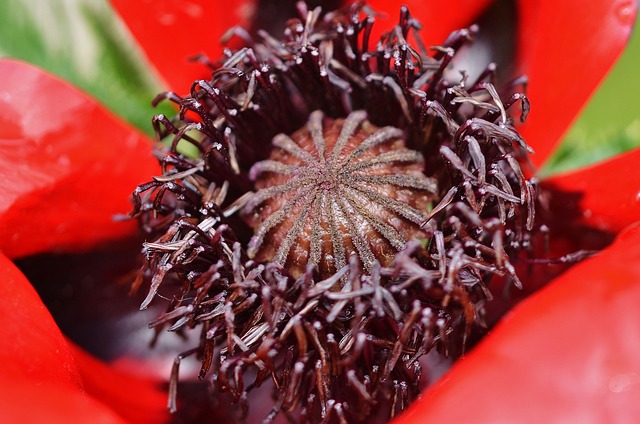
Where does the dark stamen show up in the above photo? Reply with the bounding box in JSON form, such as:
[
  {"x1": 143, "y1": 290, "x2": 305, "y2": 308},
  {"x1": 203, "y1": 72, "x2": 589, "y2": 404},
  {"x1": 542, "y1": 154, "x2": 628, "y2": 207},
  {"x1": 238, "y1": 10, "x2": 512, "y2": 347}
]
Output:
[{"x1": 131, "y1": 3, "x2": 539, "y2": 423}]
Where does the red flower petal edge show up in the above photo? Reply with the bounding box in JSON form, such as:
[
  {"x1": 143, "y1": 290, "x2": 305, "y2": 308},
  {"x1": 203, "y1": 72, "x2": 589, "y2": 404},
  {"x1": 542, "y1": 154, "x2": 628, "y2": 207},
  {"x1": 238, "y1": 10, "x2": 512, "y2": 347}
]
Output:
[
  {"x1": 111, "y1": 0, "x2": 637, "y2": 167},
  {"x1": 396, "y1": 222, "x2": 640, "y2": 423},
  {"x1": 0, "y1": 382, "x2": 126, "y2": 424},
  {"x1": 0, "y1": 253, "x2": 166, "y2": 422},
  {"x1": 0, "y1": 252, "x2": 81, "y2": 389},
  {"x1": 516, "y1": 0, "x2": 637, "y2": 165},
  {"x1": 365, "y1": 0, "x2": 492, "y2": 47},
  {"x1": 543, "y1": 147, "x2": 640, "y2": 234},
  {"x1": 0, "y1": 59, "x2": 158, "y2": 259},
  {"x1": 110, "y1": 0, "x2": 255, "y2": 92},
  {"x1": 69, "y1": 344, "x2": 169, "y2": 424}
]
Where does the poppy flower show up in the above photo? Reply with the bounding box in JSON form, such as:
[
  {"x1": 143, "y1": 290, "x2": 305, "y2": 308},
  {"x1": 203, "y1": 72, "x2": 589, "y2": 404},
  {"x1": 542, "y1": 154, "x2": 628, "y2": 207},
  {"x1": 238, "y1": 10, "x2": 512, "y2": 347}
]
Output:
[{"x1": 0, "y1": 0, "x2": 638, "y2": 423}]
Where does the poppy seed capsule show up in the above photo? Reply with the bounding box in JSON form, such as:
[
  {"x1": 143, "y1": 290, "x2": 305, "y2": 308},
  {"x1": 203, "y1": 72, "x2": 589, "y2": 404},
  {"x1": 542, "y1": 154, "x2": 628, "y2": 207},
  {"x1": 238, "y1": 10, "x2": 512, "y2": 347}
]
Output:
[{"x1": 244, "y1": 110, "x2": 437, "y2": 279}]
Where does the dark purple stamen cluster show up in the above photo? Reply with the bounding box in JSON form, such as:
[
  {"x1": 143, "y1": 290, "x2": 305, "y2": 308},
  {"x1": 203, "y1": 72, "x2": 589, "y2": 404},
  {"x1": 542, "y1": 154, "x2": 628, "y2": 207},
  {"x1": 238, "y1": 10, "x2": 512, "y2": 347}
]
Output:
[{"x1": 130, "y1": 3, "x2": 536, "y2": 423}]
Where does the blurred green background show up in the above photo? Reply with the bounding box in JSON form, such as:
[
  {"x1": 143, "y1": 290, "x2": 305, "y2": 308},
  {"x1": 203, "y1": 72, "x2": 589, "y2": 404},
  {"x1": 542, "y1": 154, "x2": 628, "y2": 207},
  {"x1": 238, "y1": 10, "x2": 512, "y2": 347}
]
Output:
[
  {"x1": 0, "y1": 0, "x2": 638, "y2": 176},
  {"x1": 542, "y1": 21, "x2": 640, "y2": 175}
]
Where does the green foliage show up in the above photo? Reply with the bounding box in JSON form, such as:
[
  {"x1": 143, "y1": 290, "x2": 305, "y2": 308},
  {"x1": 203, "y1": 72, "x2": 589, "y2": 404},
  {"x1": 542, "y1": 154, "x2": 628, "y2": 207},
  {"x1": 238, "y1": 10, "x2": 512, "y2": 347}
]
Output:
[
  {"x1": 543, "y1": 27, "x2": 640, "y2": 175},
  {"x1": 0, "y1": 0, "x2": 173, "y2": 136}
]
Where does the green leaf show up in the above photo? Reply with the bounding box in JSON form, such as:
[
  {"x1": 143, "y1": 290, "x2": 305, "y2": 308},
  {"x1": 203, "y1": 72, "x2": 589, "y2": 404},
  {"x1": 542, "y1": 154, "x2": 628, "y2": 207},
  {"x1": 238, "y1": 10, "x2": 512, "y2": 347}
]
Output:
[
  {"x1": 0, "y1": 0, "x2": 173, "y2": 136},
  {"x1": 542, "y1": 25, "x2": 640, "y2": 176}
]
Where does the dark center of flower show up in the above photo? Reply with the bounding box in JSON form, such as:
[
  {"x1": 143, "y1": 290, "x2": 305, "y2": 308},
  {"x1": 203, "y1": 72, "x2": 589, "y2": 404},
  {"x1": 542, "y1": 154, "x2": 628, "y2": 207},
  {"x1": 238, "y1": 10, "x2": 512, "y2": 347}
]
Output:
[
  {"x1": 130, "y1": 3, "x2": 540, "y2": 423},
  {"x1": 244, "y1": 110, "x2": 434, "y2": 278}
]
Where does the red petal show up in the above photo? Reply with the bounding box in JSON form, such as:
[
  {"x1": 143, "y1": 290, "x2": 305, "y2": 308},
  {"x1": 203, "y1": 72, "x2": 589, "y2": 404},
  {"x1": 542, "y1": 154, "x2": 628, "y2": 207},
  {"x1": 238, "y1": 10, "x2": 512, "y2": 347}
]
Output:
[
  {"x1": 365, "y1": 0, "x2": 492, "y2": 46},
  {"x1": 516, "y1": 0, "x2": 637, "y2": 165},
  {"x1": 0, "y1": 59, "x2": 158, "y2": 259},
  {"x1": 110, "y1": 0, "x2": 254, "y2": 92},
  {"x1": 0, "y1": 382, "x2": 126, "y2": 424},
  {"x1": 70, "y1": 344, "x2": 169, "y2": 424},
  {"x1": 397, "y1": 223, "x2": 640, "y2": 423},
  {"x1": 543, "y1": 147, "x2": 640, "y2": 234},
  {"x1": 0, "y1": 253, "x2": 81, "y2": 389}
]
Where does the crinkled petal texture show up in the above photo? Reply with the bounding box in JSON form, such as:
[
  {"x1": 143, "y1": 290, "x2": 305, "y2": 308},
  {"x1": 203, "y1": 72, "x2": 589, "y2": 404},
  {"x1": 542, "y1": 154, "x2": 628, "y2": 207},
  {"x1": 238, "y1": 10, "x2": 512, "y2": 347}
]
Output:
[
  {"x1": 0, "y1": 59, "x2": 158, "y2": 259},
  {"x1": 110, "y1": 0, "x2": 254, "y2": 91},
  {"x1": 397, "y1": 221, "x2": 640, "y2": 423},
  {"x1": 516, "y1": 0, "x2": 637, "y2": 165}
]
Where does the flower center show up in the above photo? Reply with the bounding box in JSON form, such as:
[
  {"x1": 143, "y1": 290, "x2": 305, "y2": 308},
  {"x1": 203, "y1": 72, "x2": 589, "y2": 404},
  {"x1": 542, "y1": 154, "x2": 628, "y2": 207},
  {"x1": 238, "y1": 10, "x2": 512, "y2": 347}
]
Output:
[
  {"x1": 244, "y1": 110, "x2": 435, "y2": 279},
  {"x1": 130, "y1": 3, "x2": 540, "y2": 422}
]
